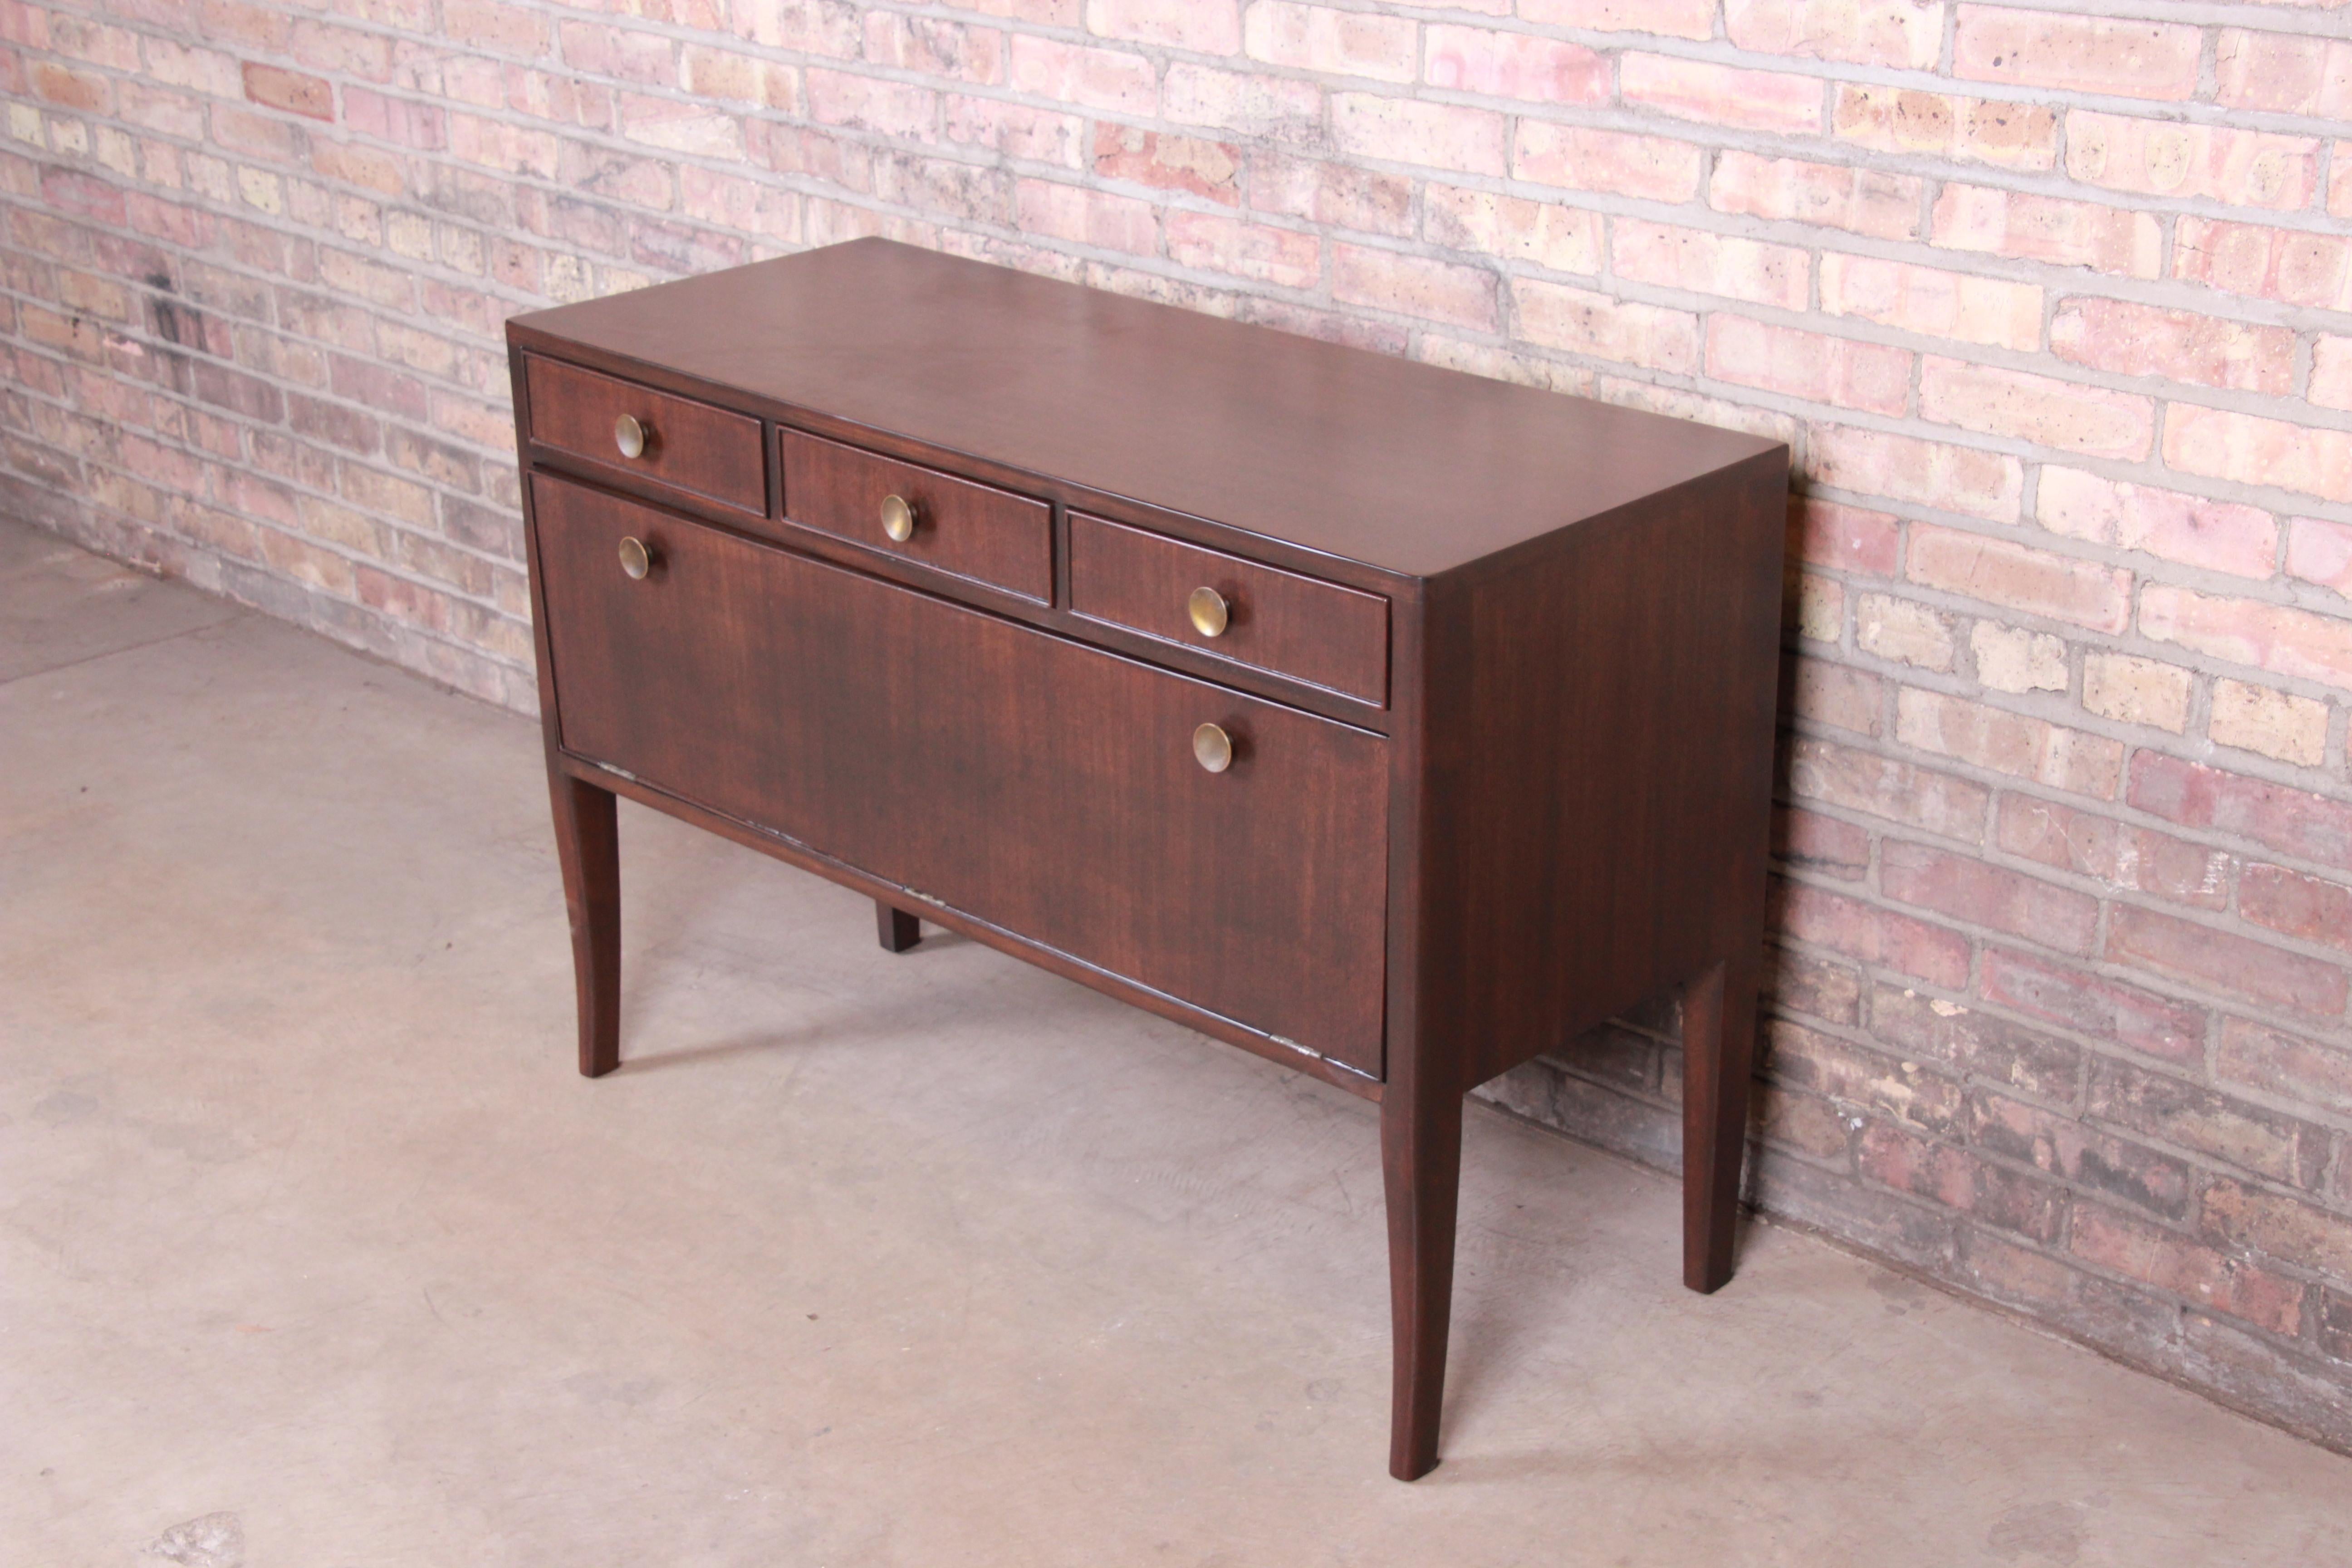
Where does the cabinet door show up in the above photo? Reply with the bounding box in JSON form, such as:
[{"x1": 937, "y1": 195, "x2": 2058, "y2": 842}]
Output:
[{"x1": 532, "y1": 473, "x2": 1389, "y2": 1075}]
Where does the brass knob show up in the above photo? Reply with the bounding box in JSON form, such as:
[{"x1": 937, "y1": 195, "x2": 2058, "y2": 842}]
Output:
[
  {"x1": 880, "y1": 493, "x2": 916, "y2": 543},
  {"x1": 1187, "y1": 586, "x2": 1230, "y2": 638},
  {"x1": 617, "y1": 536, "x2": 652, "y2": 580},
  {"x1": 614, "y1": 413, "x2": 647, "y2": 460},
  {"x1": 1192, "y1": 722, "x2": 1233, "y2": 774}
]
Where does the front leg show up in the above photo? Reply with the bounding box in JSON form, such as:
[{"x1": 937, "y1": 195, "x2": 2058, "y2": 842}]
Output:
[
  {"x1": 549, "y1": 768, "x2": 620, "y2": 1078},
  {"x1": 1381, "y1": 1081, "x2": 1464, "y2": 1480},
  {"x1": 875, "y1": 900, "x2": 922, "y2": 952},
  {"x1": 1680, "y1": 955, "x2": 1759, "y2": 1292}
]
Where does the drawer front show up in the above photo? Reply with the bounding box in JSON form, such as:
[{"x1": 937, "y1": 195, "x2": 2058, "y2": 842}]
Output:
[
  {"x1": 524, "y1": 354, "x2": 765, "y2": 516},
  {"x1": 1069, "y1": 513, "x2": 1389, "y2": 705},
  {"x1": 534, "y1": 474, "x2": 1388, "y2": 1075},
  {"x1": 779, "y1": 426, "x2": 1052, "y2": 603}
]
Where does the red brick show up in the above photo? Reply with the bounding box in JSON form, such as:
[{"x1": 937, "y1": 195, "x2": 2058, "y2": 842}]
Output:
[
  {"x1": 31, "y1": 60, "x2": 108, "y2": 112},
  {"x1": 1426, "y1": 184, "x2": 1597, "y2": 272},
  {"x1": 1331, "y1": 93, "x2": 1504, "y2": 176},
  {"x1": 1087, "y1": 0, "x2": 1239, "y2": 52},
  {"x1": 2066, "y1": 113, "x2": 2319, "y2": 212},
  {"x1": 1242, "y1": 3, "x2": 1416, "y2": 82},
  {"x1": 1512, "y1": 280, "x2": 1697, "y2": 372},
  {"x1": 1860, "y1": 1122, "x2": 2065, "y2": 1241},
  {"x1": 38, "y1": 168, "x2": 127, "y2": 226},
  {"x1": 1422, "y1": 23, "x2": 1607, "y2": 103},
  {"x1": 2241, "y1": 866, "x2": 2352, "y2": 956},
  {"x1": 2107, "y1": 905, "x2": 2347, "y2": 1019},
  {"x1": 2204, "y1": 1180, "x2": 2352, "y2": 1280},
  {"x1": 1163, "y1": 212, "x2": 1318, "y2": 289},
  {"x1": 2216, "y1": 30, "x2": 2352, "y2": 118},
  {"x1": 1953, "y1": 6, "x2": 2202, "y2": 102},
  {"x1": 1771, "y1": 877, "x2": 1972, "y2": 988},
  {"x1": 2131, "y1": 754, "x2": 2352, "y2": 875},
  {"x1": 1612, "y1": 220, "x2": 1808, "y2": 309},
  {"x1": 240, "y1": 62, "x2": 333, "y2": 122},
  {"x1": 1788, "y1": 659, "x2": 1884, "y2": 736},
  {"x1": 1092, "y1": 126, "x2": 1238, "y2": 205},
  {"x1": 1768, "y1": 1017, "x2": 1965, "y2": 1133},
  {"x1": 1906, "y1": 525, "x2": 2131, "y2": 635},
  {"x1": 1931, "y1": 185, "x2": 2161, "y2": 279},
  {"x1": 1621, "y1": 54, "x2": 1824, "y2": 135},
  {"x1": 1883, "y1": 840, "x2": 2100, "y2": 954},
  {"x1": 1014, "y1": 179, "x2": 1156, "y2": 255},
  {"x1": 1008, "y1": 35, "x2": 1155, "y2": 115},
  {"x1": 2036, "y1": 467, "x2": 2278, "y2": 580},
  {"x1": 1876, "y1": 985, "x2": 2081, "y2": 1102},
  {"x1": 1994, "y1": 794, "x2": 2231, "y2": 911},
  {"x1": 945, "y1": 95, "x2": 1084, "y2": 168},
  {"x1": 2286, "y1": 517, "x2": 2352, "y2": 597},
  {"x1": 1972, "y1": 1093, "x2": 2190, "y2": 1218},
  {"x1": 2094, "y1": 1061, "x2": 2326, "y2": 1190},
  {"x1": 1332, "y1": 243, "x2": 1495, "y2": 332},
  {"x1": 2217, "y1": 1017, "x2": 2352, "y2": 1119},
  {"x1": 1831, "y1": 85, "x2": 2056, "y2": 172},
  {"x1": 1919, "y1": 358, "x2": 2152, "y2": 461},
  {"x1": 1710, "y1": 152, "x2": 1921, "y2": 242},
  {"x1": 2168, "y1": 405, "x2": 2352, "y2": 506},
  {"x1": 1160, "y1": 63, "x2": 1319, "y2": 141},
  {"x1": 2050, "y1": 298, "x2": 2294, "y2": 397},
  {"x1": 1819, "y1": 254, "x2": 2041, "y2": 352},
  {"x1": 2174, "y1": 219, "x2": 2352, "y2": 313},
  {"x1": 1980, "y1": 947, "x2": 2206, "y2": 1065},
  {"x1": 442, "y1": 0, "x2": 548, "y2": 54},
  {"x1": 1790, "y1": 498, "x2": 1900, "y2": 576},
  {"x1": 2140, "y1": 585, "x2": 2352, "y2": 690},
  {"x1": 1514, "y1": 122, "x2": 1700, "y2": 203},
  {"x1": 2072, "y1": 1206, "x2": 2303, "y2": 1336},
  {"x1": 343, "y1": 88, "x2": 445, "y2": 150},
  {"x1": 1772, "y1": 947, "x2": 1866, "y2": 1025},
  {"x1": 1774, "y1": 804, "x2": 1871, "y2": 882}
]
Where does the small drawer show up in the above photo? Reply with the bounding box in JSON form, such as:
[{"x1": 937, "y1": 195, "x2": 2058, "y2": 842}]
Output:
[
  {"x1": 524, "y1": 354, "x2": 766, "y2": 516},
  {"x1": 1069, "y1": 514, "x2": 1389, "y2": 705},
  {"x1": 778, "y1": 427, "x2": 1053, "y2": 603}
]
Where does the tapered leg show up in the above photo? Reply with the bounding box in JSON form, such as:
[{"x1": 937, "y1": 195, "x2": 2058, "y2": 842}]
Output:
[
  {"x1": 1382, "y1": 1084, "x2": 1464, "y2": 1481},
  {"x1": 876, "y1": 901, "x2": 922, "y2": 953},
  {"x1": 549, "y1": 769, "x2": 621, "y2": 1078},
  {"x1": 1681, "y1": 956, "x2": 1759, "y2": 1292}
]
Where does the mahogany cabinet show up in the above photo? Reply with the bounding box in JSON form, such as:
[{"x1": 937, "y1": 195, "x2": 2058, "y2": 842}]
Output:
[{"x1": 507, "y1": 238, "x2": 1789, "y2": 1480}]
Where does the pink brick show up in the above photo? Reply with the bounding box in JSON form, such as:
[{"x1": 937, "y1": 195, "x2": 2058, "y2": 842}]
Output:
[
  {"x1": 2218, "y1": 1019, "x2": 2352, "y2": 1120},
  {"x1": 1087, "y1": 0, "x2": 1239, "y2": 51},
  {"x1": 1776, "y1": 804, "x2": 1872, "y2": 879},
  {"x1": 1424, "y1": 23, "x2": 1607, "y2": 103},
  {"x1": 2109, "y1": 905, "x2": 2347, "y2": 1019},
  {"x1": 1621, "y1": 54, "x2": 1824, "y2": 135},
  {"x1": 1515, "y1": 122, "x2": 1703, "y2": 203},
  {"x1": 1161, "y1": 64, "x2": 1323, "y2": 141},
  {"x1": 1614, "y1": 220, "x2": 1807, "y2": 309},
  {"x1": 1907, "y1": 523, "x2": 2132, "y2": 633},
  {"x1": 1517, "y1": 0, "x2": 1713, "y2": 36},
  {"x1": 1791, "y1": 498, "x2": 1900, "y2": 575},
  {"x1": 1008, "y1": 35, "x2": 1155, "y2": 115},
  {"x1": 1246, "y1": 2, "x2": 1417, "y2": 83},
  {"x1": 1931, "y1": 185, "x2": 2161, "y2": 279},
  {"x1": 1771, "y1": 877, "x2": 1973, "y2": 988},
  {"x1": 1513, "y1": 279, "x2": 1698, "y2": 372},
  {"x1": 1255, "y1": 154, "x2": 1413, "y2": 238},
  {"x1": 863, "y1": 14, "x2": 1004, "y2": 84},
  {"x1": 1896, "y1": 687, "x2": 2123, "y2": 798},
  {"x1": 2243, "y1": 865, "x2": 2352, "y2": 956},
  {"x1": 2050, "y1": 298, "x2": 2294, "y2": 397},
  {"x1": 1919, "y1": 357, "x2": 2153, "y2": 462},
  {"x1": 1809, "y1": 425, "x2": 2022, "y2": 522},
  {"x1": 1883, "y1": 839, "x2": 2099, "y2": 953},
  {"x1": 441, "y1": 0, "x2": 547, "y2": 56},
  {"x1": 33, "y1": 61, "x2": 109, "y2": 112},
  {"x1": 559, "y1": 22, "x2": 674, "y2": 85},
  {"x1": 1790, "y1": 661, "x2": 1884, "y2": 736},
  {"x1": 1426, "y1": 184, "x2": 1598, "y2": 273},
  {"x1": 1164, "y1": 211, "x2": 1318, "y2": 288},
  {"x1": 2071, "y1": 1207, "x2": 2304, "y2": 1336},
  {"x1": 1819, "y1": 254, "x2": 2041, "y2": 352},
  {"x1": 2286, "y1": 517, "x2": 2352, "y2": 596},
  {"x1": 1331, "y1": 93, "x2": 1504, "y2": 176},
  {"x1": 2174, "y1": 219, "x2": 2352, "y2": 313},
  {"x1": 1832, "y1": 86, "x2": 2057, "y2": 173},
  {"x1": 1981, "y1": 947, "x2": 2205, "y2": 1065},
  {"x1": 1954, "y1": 5, "x2": 2202, "y2": 101},
  {"x1": 806, "y1": 69, "x2": 937, "y2": 141},
  {"x1": 2140, "y1": 585, "x2": 2352, "y2": 690},
  {"x1": 2131, "y1": 753, "x2": 2352, "y2": 875},
  {"x1": 2312, "y1": 337, "x2": 2352, "y2": 412},
  {"x1": 2215, "y1": 30, "x2": 2352, "y2": 118},
  {"x1": 1710, "y1": 152, "x2": 1921, "y2": 242},
  {"x1": 1332, "y1": 243, "x2": 1495, "y2": 331},
  {"x1": 2036, "y1": 467, "x2": 2278, "y2": 580},
  {"x1": 2066, "y1": 113, "x2": 2318, "y2": 213},
  {"x1": 1093, "y1": 126, "x2": 1239, "y2": 205},
  {"x1": 2334, "y1": 146, "x2": 2352, "y2": 221},
  {"x1": 2165, "y1": 404, "x2": 2352, "y2": 506},
  {"x1": 944, "y1": 94, "x2": 1084, "y2": 167},
  {"x1": 1726, "y1": 0, "x2": 1941, "y2": 68},
  {"x1": 1996, "y1": 795, "x2": 2232, "y2": 911},
  {"x1": 1788, "y1": 737, "x2": 1990, "y2": 840},
  {"x1": 1707, "y1": 316, "x2": 1910, "y2": 415},
  {"x1": 1015, "y1": 178, "x2": 1156, "y2": 255},
  {"x1": 344, "y1": 88, "x2": 445, "y2": 149}
]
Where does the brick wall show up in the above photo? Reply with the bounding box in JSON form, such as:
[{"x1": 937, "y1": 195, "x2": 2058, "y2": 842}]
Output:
[{"x1": 5, "y1": 0, "x2": 2351, "y2": 1448}]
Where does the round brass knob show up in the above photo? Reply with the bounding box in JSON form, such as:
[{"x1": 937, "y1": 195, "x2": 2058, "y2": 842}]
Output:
[
  {"x1": 1192, "y1": 722, "x2": 1233, "y2": 774},
  {"x1": 1187, "y1": 586, "x2": 1230, "y2": 638},
  {"x1": 617, "y1": 535, "x2": 652, "y2": 580},
  {"x1": 880, "y1": 493, "x2": 916, "y2": 543},
  {"x1": 614, "y1": 413, "x2": 647, "y2": 460}
]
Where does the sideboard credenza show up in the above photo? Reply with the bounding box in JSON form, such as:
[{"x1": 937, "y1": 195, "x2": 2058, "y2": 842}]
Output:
[{"x1": 506, "y1": 238, "x2": 1788, "y2": 1480}]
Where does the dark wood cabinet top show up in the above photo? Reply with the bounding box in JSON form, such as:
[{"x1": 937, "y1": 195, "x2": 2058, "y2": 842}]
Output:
[{"x1": 509, "y1": 238, "x2": 1782, "y2": 580}]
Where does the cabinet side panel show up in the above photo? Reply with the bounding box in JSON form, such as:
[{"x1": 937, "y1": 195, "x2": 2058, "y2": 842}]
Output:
[{"x1": 1430, "y1": 452, "x2": 1788, "y2": 1091}]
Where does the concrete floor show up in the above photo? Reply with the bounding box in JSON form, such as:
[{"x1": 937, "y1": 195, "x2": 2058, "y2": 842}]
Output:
[{"x1": 4, "y1": 514, "x2": 2349, "y2": 1568}]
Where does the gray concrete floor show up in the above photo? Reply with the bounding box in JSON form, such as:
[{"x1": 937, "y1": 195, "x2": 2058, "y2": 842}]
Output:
[{"x1": 4, "y1": 512, "x2": 2348, "y2": 1568}]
